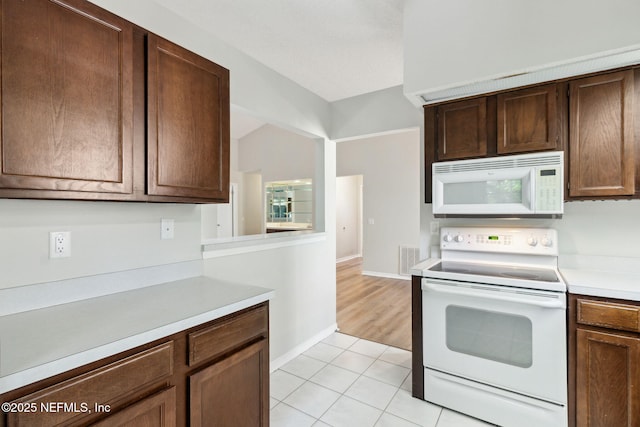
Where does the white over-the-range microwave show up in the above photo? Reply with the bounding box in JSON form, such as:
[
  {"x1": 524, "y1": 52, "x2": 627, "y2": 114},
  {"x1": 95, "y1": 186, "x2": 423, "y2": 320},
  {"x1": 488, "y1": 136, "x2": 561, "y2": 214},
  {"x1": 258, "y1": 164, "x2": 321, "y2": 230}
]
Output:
[{"x1": 432, "y1": 151, "x2": 564, "y2": 217}]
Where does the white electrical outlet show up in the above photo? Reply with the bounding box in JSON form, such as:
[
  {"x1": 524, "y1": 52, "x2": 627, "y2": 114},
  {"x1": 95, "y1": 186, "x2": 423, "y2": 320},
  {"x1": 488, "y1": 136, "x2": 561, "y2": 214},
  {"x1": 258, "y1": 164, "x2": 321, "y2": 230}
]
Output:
[
  {"x1": 49, "y1": 231, "x2": 71, "y2": 258},
  {"x1": 161, "y1": 219, "x2": 174, "y2": 240}
]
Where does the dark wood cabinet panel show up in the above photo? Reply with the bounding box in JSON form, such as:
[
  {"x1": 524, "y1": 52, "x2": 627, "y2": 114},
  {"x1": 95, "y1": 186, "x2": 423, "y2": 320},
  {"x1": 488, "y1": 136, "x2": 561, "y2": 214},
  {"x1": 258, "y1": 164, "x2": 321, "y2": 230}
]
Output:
[
  {"x1": 190, "y1": 340, "x2": 269, "y2": 427},
  {"x1": 577, "y1": 299, "x2": 640, "y2": 333},
  {"x1": 411, "y1": 275, "x2": 424, "y2": 400},
  {"x1": 0, "y1": 0, "x2": 230, "y2": 203},
  {"x1": 147, "y1": 34, "x2": 230, "y2": 202},
  {"x1": 91, "y1": 387, "x2": 177, "y2": 427},
  {"x1": 6, "y1": 342, "x2": 173, "y2": 427},
  {"x1": 576, "y1": 329, "x2": 640, "y2": 427},
  {"x1": 570, "y1": 294, "x2": 640, "y2": 427},
  {"x1": 436, "y1": 98, "x2": 488, "y2": 160},
  {"x1": 569, "y1": 70, "x2": 635, "y2": 197},
  {"x1": 189, "y1": 305, "x2": 268, "y2": 366},
  {"x1": 497, "y1": 84, "x2": 560, "y2": 154},
  {"x1": 0, "y1": 0, "x2": 134, "y2": 195}
]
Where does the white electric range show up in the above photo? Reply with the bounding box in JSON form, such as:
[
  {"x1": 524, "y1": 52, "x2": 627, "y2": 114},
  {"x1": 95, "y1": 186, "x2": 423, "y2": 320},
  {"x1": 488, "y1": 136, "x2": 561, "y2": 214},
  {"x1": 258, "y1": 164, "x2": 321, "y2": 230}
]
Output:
[{"x1": 416, "y1": 226, "x2": 567, "y2": 427}]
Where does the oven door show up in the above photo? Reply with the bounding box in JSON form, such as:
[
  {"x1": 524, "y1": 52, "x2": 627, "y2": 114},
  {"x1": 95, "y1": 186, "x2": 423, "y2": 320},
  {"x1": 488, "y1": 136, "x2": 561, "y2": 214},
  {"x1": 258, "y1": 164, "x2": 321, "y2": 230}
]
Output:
[{"x1": 422, "y1": 278, "x2": 566, "y2": 404}]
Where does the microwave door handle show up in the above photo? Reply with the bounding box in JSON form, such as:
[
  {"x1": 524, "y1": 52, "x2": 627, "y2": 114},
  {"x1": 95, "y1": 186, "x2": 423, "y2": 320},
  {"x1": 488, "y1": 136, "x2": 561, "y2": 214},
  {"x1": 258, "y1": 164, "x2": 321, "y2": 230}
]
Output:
[{"x1": 422, "y1": 280, "x2": 565, "y2": 309}]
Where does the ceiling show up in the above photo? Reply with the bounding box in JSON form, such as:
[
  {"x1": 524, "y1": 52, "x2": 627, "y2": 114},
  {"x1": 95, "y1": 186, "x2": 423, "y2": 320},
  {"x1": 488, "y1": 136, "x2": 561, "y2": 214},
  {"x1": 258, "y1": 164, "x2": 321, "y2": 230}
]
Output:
[{"x1": 154, "y1": 0, "x2": 405, "y2": 103}]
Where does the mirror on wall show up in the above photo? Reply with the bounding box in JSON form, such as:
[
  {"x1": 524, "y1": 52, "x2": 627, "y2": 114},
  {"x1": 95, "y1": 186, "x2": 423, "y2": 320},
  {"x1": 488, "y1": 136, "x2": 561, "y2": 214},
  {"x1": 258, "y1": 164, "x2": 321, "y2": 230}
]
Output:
[{"x1": 265, "y1": 180, "x2": 313, "y2": 233}]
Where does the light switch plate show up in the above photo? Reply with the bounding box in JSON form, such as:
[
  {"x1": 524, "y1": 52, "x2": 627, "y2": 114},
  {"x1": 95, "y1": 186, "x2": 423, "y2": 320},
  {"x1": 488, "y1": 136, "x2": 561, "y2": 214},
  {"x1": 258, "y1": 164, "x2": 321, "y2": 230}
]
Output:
[
  {"x1": 161, "y1": 219, "x2": 174, "y2": 240},
  {"x1": 430, "y1": 221, "x2": 440, "y2": 235}
]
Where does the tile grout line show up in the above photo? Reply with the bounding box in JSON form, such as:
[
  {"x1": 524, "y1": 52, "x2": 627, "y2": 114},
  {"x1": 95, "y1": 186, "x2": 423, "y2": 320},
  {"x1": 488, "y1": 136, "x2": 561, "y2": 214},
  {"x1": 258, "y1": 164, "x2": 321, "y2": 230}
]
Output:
[{"x1": 276, "y1": 335, "x2": 416, "y2": 426}]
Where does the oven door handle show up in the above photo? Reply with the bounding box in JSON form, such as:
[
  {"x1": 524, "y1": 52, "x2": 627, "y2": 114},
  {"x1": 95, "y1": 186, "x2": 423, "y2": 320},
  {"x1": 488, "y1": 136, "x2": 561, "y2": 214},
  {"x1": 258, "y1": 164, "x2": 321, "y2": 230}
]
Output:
[{"x1": 422, "y1": 280, "x2": 565, "y2": 309}]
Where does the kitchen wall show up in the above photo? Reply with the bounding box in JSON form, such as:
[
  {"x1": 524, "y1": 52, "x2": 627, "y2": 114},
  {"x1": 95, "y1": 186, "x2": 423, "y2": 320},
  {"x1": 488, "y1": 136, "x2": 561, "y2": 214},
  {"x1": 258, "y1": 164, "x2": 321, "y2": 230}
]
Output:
[
  {"x1": 337, "y1": 130, "x2": 420, "y2": 277},
  {"x1": 554, "y1": 200, "x2": 640, "y2": 258},
  {"x1": 404, "y1": 0, "x2": 640, "y2": 98},
  {"x1": 422, "y1": 200, "x2": 640, "y2": 259},
  {"x1": 202, "y1": 240, "x2": 337, "y2": 367},
  {"x1": 331, "y1": 86, "x2": 422, "y2": 141},
  {"x1": 238, "y1": 125, "x2": 316, "y2": 184},
  {"x1": 0, "y1": 199, "x2": 201, "y2": 289}
]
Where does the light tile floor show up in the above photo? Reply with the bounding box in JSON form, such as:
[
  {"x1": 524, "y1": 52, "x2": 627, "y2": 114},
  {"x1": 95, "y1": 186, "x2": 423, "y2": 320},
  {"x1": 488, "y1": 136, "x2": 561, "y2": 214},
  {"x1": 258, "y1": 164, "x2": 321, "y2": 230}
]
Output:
[{"x1": 271, "y1": 333, "x2": 495, "y2": 427}]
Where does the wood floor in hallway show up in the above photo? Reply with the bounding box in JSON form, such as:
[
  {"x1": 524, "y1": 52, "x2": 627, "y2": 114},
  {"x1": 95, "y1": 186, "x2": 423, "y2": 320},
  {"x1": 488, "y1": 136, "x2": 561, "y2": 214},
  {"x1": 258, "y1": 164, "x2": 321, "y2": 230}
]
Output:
[{"x1": 336, "y1": 257, "x2": 412, "y2": 351}]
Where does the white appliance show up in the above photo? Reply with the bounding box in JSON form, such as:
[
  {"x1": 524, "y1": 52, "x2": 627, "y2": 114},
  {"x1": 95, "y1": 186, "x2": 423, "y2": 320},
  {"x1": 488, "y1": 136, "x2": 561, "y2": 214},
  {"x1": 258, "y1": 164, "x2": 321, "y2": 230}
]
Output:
[
  {"x1": 418, "y1": 227, "x2": 567, "y2": 427},
  {"x1": 432, "y1": 151, "x2": 564, "y2": 217}
]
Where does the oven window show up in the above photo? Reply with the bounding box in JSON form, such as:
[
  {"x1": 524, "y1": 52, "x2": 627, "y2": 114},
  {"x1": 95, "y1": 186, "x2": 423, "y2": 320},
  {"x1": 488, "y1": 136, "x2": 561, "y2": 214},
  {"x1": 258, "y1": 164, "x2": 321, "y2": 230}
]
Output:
[{"x1": 445, "y1": 305, "x2": 532, "y2": 368}]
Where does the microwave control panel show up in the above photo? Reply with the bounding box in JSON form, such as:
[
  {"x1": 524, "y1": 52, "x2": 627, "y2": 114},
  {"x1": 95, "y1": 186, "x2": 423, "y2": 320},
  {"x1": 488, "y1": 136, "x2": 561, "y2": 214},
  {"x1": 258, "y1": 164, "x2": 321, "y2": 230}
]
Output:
[{"x1": 535, "y1": 166, "x2": 563, "y2": 213}]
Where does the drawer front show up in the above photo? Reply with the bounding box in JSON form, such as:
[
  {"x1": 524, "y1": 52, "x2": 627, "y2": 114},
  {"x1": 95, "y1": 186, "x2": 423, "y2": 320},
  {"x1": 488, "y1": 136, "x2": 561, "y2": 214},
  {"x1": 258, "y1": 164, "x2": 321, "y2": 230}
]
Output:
[
  {"x1": 7, "y1": 342, "x2": 173, "y2": 427},
  {"x1": 577, "y1": 299, "x2": 640, "y2": 332},
  {"x1": 90, "y1": 386, "x2": 176, "y2": 427},
  {"x1": 189, "y1": 305, "x2": 268, "y2": 366}
]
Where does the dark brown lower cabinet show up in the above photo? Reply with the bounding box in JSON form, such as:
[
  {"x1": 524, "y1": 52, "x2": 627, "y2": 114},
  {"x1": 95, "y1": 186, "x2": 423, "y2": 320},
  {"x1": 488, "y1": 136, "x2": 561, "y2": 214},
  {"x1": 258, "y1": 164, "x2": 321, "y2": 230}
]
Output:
[
  {"x1": 576, "y1": 329, "x2": 640, "y2": 427},
  {"x1": 190, "y1": 340, "x2": 269, "y2": 427},
  {"x1": 0, "y1": 303, "x2": 269, "y2": 427},
  {"x1": 570, "y1": 295, "x2": 640, "y2": 427}
]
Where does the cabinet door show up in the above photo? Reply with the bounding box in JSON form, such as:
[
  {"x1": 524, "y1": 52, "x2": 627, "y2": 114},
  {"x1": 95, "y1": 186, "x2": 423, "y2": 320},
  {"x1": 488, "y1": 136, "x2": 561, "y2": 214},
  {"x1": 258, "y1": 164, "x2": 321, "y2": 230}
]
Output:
[
  {"x1": 0, "y1": 0, "x2": 134, "y2": 195},
  {"x1": 147, "y1": 34, "x2": 230, "y2": 202},
  {"x1": 497, "y1": 84, "x2": 559, "y2": 154},
  {"x1": 436, "y1": 98, "x2": 487, "y2": 160},
  {"x1": 190, "y1": 340, "x2": 268, "y2": 427},
  {"x1": 576, "y1": 329, "x2": 640, "y2": 427},
  {"x1": 569, "y1": 70, "x2": 635, "y2": 197},
  {"x1": 90, "y1": 387, "x2": 176, "y2": 427}
]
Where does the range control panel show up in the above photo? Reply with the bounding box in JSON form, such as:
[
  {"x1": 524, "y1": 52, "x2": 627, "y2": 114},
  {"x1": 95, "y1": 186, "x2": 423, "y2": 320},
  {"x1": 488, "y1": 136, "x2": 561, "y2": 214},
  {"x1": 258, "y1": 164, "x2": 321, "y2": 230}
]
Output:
[{"x1": 441, "y1": 227, "x2": 558, "y2": 256}]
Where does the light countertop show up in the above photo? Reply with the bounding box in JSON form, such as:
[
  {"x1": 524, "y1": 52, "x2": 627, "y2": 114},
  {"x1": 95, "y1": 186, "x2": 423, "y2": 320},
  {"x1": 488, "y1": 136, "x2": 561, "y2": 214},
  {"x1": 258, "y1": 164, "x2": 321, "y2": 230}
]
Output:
[
  {"x1": 0, "y1": 276, "x2": 274, "y2": 394},
  {"x1": 559, "y1": 254, "x2": 640, "y2": 301},
  {"x1": 560, "y1": 268, "x2": 640, "y2": 301}
]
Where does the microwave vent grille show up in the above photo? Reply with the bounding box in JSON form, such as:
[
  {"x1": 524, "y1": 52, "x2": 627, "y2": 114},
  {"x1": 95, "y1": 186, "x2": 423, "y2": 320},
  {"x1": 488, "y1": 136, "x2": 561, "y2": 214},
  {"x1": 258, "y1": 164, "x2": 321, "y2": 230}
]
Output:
[{"x1": 434, "y1": 153, "x2": 562, "y2": 174}]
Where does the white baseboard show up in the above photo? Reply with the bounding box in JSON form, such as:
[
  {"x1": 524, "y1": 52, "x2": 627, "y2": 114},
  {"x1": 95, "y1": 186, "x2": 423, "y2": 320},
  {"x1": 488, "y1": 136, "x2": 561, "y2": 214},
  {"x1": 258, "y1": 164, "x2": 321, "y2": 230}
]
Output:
[
  {"x1": 336, "y1": 254, "x2": 362, "y2": 264},
  {"x1": 270, "y1": 323, "x2": 338, "y2": 372},
  {"x1": 362, "y1": 270, "x2": 410, "y2": 281}
]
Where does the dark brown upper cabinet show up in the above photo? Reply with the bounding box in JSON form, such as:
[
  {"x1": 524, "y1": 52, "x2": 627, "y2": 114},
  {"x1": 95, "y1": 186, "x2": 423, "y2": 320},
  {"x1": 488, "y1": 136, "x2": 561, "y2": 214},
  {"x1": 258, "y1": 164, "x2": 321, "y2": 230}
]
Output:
[
  {"x1": 497, "y1": 84, "x2": 560, "y2": 154},
  {"x1": 147, "y1": 34, "x2": 230, "y2": 202},
  {"x1": 568, "y1": 70, "x2": 635, "y2": 198},
  {"x1": 0, "y1": 0, "x2": 134, "y2": 197},
  {"x1": 0, "y1": 0, "x2": 230, "y2": 203},
  {"x1": 436, "y1": 98, "x2": 488, "y2": 160}
]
